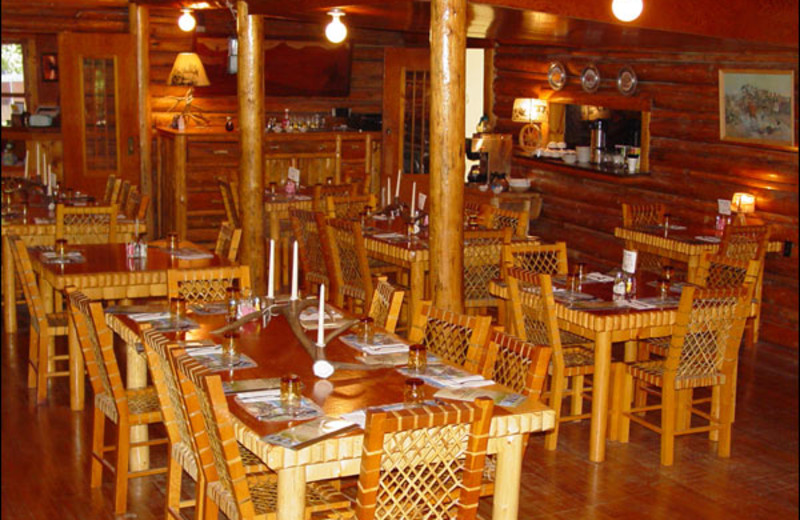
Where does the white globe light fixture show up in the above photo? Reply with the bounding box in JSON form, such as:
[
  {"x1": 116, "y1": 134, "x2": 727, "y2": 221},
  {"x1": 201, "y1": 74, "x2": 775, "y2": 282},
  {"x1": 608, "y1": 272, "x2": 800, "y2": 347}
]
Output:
[
  {"x1": 611, "y1": 0, "x2": 643, "y2": 22},
  {"x1": 178, "y1": 9, "x2": 197, "y2": 32},
  {"x1": 325, "y1": 9, "x2": 348, "y2": 44}
]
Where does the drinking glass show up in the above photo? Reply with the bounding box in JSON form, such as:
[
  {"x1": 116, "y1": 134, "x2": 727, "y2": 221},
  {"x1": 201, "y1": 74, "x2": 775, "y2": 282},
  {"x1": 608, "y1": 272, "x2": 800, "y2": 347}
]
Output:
[
  {"x1": 226, "y1": 286, "x2": 239, "y2": 323},
  {"x1": 280, "y1": 373, "x2": 301, "y2": 413},
  {"x1": 167, "y1": 232, "x2": 179, "y2": 251},
  {"x1": 55, "y1": 238, "x2": 68, "y2": 259},
  {"x1": 359, "y1": 316, "x2": 375, "y2": 344},
  {"x1": 575, "y1": 262, "x2": 586, "y2": 284},
  {"x1": 222, "y1": 331, "x2": 240, "y2": 366},
  {"x1": 658, "y1": 278, "x2": 671, "y2": 300},
  {"x1": 407, "y1": 343, "x2": 427, "y2": 373},
  {"x1": 403, "y1": 377, "x2": 425, "y2": 405},
  {"x1": 661, "y1": 265, "x2": 674, "y2": 282},
  {"x1": 170, "y1": 296, "x2": 186, "y2": 324}
]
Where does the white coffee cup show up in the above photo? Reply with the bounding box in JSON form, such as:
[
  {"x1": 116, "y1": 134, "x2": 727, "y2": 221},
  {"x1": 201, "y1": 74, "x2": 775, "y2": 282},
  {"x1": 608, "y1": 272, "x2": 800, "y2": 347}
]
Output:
[
  {"x1": 576, "y1": 146, "x2": 591, "y2": 163},
  {"x1": 627, "y1": 157, "x2": 639, "y2": 174}
]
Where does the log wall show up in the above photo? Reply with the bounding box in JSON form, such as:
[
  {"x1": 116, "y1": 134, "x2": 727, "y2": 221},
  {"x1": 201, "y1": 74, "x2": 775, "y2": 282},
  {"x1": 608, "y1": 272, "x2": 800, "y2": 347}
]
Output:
[{"x1": 492, "y1": 44, "x2": 799, "y2": 349}]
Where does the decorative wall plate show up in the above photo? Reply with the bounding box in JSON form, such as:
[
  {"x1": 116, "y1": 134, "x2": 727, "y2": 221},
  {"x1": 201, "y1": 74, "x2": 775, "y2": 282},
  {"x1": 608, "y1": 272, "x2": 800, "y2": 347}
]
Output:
[
  {"x1": 581, "y1": 65, "x2": 601, "y2": 93},
  {"x1": 547, "y1": 61, "x2": 567, "y2": 91},
  {"x1": 617, "y1": 66, "x2": 638, "y2": 96}
]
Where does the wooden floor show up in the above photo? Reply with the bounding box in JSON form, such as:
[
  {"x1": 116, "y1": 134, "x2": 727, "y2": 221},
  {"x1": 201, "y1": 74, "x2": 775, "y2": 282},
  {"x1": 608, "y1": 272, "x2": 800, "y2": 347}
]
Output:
[{"x1": 2, "y1": 315, "x2": 798, "y2": 519}]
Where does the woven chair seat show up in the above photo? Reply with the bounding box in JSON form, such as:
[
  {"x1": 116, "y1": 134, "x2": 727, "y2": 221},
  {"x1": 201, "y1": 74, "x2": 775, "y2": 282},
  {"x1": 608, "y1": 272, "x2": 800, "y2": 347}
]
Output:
[
  {"x1": 172, "y1": 442, "x2": 199, "y2": 480},
  {"x1": 126, "y1": 386, "x2": 163, "y2": 423},
  {"x1": 641, "y1": 336, "x2": 670, "y2": 357},
  {"x1": 627, "y1": 360, "x2": 727, "y2": 391},
  {"x1": 559, "y1": 328, "x2": 593, "y2": 346},
  {"x1": 368, "y1": 257, "x2": 403, "y2": 275},
  {"x1": 46, "y1": 311, "x2": 69, "y2": 334},
  {"x1": 239, "y1": 443, "x2": 268, "y2": 473},
  {"x1": 548, "y1": 347, "x2": 595, "y2": 377}
]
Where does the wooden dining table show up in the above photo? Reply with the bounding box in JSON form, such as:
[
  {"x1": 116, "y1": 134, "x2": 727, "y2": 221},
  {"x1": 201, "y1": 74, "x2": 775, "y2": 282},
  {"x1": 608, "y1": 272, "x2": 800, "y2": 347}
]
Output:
[
  {"x1": 28, "y1": 241, "x2": 231, "y2": 415},
  {"x1": 489, "y1": 270, "x2": 679, "y2": 463},
  {"x1": 107, "y1": 306, "x2": 555, "y2": 520}
]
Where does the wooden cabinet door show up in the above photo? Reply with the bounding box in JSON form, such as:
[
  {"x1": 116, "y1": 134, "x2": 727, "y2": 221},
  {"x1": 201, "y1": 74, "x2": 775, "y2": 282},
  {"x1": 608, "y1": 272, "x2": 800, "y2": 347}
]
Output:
[
  {"x1": 382, "y1": 47, "x2": 430, "y2": 186},
  {"x1": 59, "y1": 33, "x2": 139, "y2": 198}
]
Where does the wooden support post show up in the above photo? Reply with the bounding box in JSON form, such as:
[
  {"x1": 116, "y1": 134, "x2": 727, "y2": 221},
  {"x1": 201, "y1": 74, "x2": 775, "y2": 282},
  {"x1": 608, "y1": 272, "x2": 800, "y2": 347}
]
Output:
[
  {"x1": 429, "y1": 0, "x2": 467, "y2": 313},
  {"x1": 237, "y1": 1, "x2": 266, "y2": 294},
  {"x1": 131, "y1": 4, "x2": 153, "y2": 239}
]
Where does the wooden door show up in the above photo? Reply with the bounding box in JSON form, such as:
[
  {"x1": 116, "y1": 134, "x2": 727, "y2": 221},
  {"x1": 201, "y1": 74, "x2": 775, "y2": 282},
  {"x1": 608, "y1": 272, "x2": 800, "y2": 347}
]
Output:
[
  {"x1": 59, "y1": 33, "x2": 139, "y2": 198},
  {"x1": 382, "y1": 48, "x2": 430, "y2": 195}
]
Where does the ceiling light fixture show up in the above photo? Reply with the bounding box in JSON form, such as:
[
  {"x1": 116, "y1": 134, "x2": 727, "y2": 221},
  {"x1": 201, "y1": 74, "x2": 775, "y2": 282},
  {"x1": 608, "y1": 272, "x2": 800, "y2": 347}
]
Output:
[
  {"x1": 325, "y1": 8, "x2": 348, "y2": 44},
  {"x1": 178, "y1": 9, "x2": 197, "y2": 32},
  {"x1": 611, "y1": 0, "x2": 643, "y2": 22}
]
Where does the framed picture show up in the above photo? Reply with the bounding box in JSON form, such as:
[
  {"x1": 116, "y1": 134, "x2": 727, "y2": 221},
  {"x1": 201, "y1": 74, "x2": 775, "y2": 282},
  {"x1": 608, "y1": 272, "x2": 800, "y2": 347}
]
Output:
[
  {"x1": 42, "y1": 53, "x2": 58, "y2": 82},
  {"x1": 719, "y1": 69, "x2": 795, "y2": 148}
]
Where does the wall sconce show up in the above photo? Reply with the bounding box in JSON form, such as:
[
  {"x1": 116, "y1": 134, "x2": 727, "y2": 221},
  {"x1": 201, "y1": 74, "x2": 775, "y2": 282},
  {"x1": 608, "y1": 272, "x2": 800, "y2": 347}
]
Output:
[
  {"x1": 731, "y1": 192, "x2": 756, "y2": 224},
  {"x1": 227, "y1": 36, "x2": 238, "y2": 74},
  {"x1": 325, "y1": 8, "x2": 348, "y2": 44},
  {"x1": 178, "y1": 9, "x2": 197, "y2": 32},
  {"x1": 611, "y1": 0, "x2": 643, "y2": 22},
  {"x1": 512, "y1": 98, "x2": 547, "y2": 152}
]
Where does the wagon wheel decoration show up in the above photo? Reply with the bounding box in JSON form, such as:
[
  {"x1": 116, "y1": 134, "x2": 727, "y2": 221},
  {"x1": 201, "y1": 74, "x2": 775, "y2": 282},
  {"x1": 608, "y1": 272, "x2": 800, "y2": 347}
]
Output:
[{"x1": 518, "y1": 123, "x2": 542, "y2": 152}]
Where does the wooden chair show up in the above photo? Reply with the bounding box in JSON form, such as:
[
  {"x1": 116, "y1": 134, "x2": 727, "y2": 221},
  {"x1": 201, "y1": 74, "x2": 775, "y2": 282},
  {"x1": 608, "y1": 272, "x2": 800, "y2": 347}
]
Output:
[
  {"x1": 102, "y1": 175, "x2": 119, "y2": 204},
  {"x1": 354, "y1": 398, "x2": 494, "y2": 520},
  {"x1": 477, "y1": 203, "x2": 529, "y2": 237},
  {"x1": 501, "y1": 240, "x2": 568, "y2": 278},
  {"x1": 321, "y1": 217, "x2": 373, "y2": 311},
  {"x1": 9, "y1": 236, "x2": 69, "y2": 404},
  {"x1": 217, "y1": 176, "x2": 241, "y2": 228},
  {"x1": 123, "y1": 185, "x2": 139, "y2": 218},
  {"x1": 324, "y1": 193, "x2": 376, "y2": 219},
  {"x1": 620, "y1": 202, "x2": 671, "y2": 275},
  {"x1": 141, "y1": 329, "x2": 267, "y2": 520},
  {"x1": 408, "y1": 301, "x2": 491, "y2": 369},
  {"x1": 167, "y1": 266, "x2": 252, "y2": 304},
  {"x1": 215, "y1": 221, "x2": 243, "y2": 262},
  {"x1": 290, "y1": 208, "x2": 330, "y2": 295},
  {"x1": 612, "y1": 285, "x2": 753, "y2": 466},
  {"x1": 367, "y1": 276, "x2": 405, "y2": 334},
  {"x1": 56, "y1": 203, "x2": 119, "y2": 244},
  {"x1": 463, "y1": 228, "x2": 511, "y2": 316},
  {"x1": 65, "y1": 287, "x2": 167, "y2": 515},
  {"x1": 471, "y1": 328, "x2": 551, "y2": 497},
  {"x1": 118, "y1": 180, "x2": 132, "y2": 211},
  {"x1": 311, "y1": 182, "x2": 356, "y2": 212},
  {"x1": 170, "y1": 348, "x2": 352, "y2": 519},
  {"x1": 507, "y1": 268, "x2": 595, "y2": 450}
]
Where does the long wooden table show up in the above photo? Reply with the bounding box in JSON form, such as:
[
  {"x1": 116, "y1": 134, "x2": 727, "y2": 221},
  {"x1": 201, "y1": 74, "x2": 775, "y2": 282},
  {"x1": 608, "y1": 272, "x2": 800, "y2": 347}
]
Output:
[
  {"x1": 107, "y1": 307, "x2": 555, "y2": 520},
  {"x1": 489, "y1": 271, "x2": 678, "y2": 463}
]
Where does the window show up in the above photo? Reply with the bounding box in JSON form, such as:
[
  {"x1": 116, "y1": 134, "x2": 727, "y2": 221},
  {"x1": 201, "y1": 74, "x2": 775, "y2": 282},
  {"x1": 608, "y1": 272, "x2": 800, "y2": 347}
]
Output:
[{"x1": 2, "y1": 42, "x2": 27, "y2": 127}]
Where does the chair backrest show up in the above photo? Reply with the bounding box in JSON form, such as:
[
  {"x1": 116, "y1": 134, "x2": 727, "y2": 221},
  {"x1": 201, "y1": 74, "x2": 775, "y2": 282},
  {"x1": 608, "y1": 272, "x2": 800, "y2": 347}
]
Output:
[
  {"x1": 322, "y1": 217, "x2": 373, "y2": 307},
  {"x1": 56, "y1": 203, "x2": 119, "y2": 244},
  {"x1": 217, "y1": 177, "x2": 240, "y2": 228},
  {"x1": 505, "y1": 268, "x2": 565, "y2": 374},
  {"x1": 118, "y1": 180, "x2": 132, "y2": 210},
  {"x1": 409, "y1": 301, "x2": 492, "y2": 370},
  {"x1": 9, "y1": 237, "x2": 46, "y2": 336},
  {"x1": 65, "y1": 286, "x2": 128, "y2": 423},
  {"x1": 311, "y1": 182, "x2": 356, "y2": 212},
  {"x1": 719, "y1": 224, "x2": 770, "y2": 263},
  {"x1": 664, "y1": 285, "x2": 752, "y2": 384},
  {"x1": 356, "y1": 398, "x2": 494, "y2": 520},
  {"x1": 477, "y1": 203, "x2": 529, "y2": 237},
  {"x1": 621, "y1": 202, "x2": 665, "y2": 227},
  {"x1": 170, "y1": 348, "x2": 257, "y2": 519},
  {"x1": 476, "y1": 328, "x2": 552, "y2": 400},
  {"x1": 141, "y1": 328, "x2": 198, "y2": 478},
  {"x1": 502, "y1": 241, "x2": 568, "y2": 277},
  {"x1": 214, "y1": 221, "x2": 242, "y2": 263},
  {"x1": 123, "y1": 186, "x2": 139, "y2": 217},
  {"x1": 324, "y1": 193, "x2": 376, "y2": 219},
  {"x1": 102, "y1": 175, "x2": 118, "y2": 205},
  {"x1": 693, "y1": 251, "x2": 761, "y2": 289},
  {"x1": 167, "y1": 266, "x2": 252, "y2": 304},
  {"x1": 289, "y1": 208, "x2": 330, "y2": 293},
  {"x1": 463, "y1": 228, "x2": 511, "y2": 307},
  {"x1": 368, "y1": 276, "x2": 405, "y2": 334}
]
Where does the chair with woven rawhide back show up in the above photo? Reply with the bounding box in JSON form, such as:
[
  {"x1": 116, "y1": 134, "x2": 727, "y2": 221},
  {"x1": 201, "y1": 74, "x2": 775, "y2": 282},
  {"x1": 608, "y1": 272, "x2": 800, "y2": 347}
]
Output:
[
  {"x1": 312, "y1": 182, "x2": 357, "y2": 212},
  {"x1": 9, "y1": 236, "x2": 69, "y2": 404},
  {"x1": 324, "y1": 193, "x2": 376, "y2": 220},
  {"x1": 118, "y1": 180, "x2": 132, "y2": 211},
  {"x1": 102, "y1": 175, "x2": 120, "y2": 205},
  {"x1": 463, "y1": 228, "x2": 511, "y2": 317},
  {"x1": 56, "y1": 203, "x2": 120, "y2": 244},
  {"x1": 367, "y1": 276, "x2": 405, "y2": 335},
  {"x1": 167, "y1": 265, "x2": 252, "y2": 305},
  {"x1": 321, "y1": 216, "x2": 374, "y2": 312},
  {"x1": 612, "y1": 284, "x2": 753, "y2": 466},
  {"x1": 217, "y1": 176, "x2": 241, "y2": 228},
  {"x1": 501, "y1": 240, "x2": 567, "y2": 278},
  {"x1": 470, "y1": 328, "x2": 552, "y2": 496},
  {"x1": 215, "y1": 221, "x2": 243, "y2": 263},
  {"x1": 141, "y1": 329, "x2": 267, "y2": 520},
  {"x1": 408, "y1": 301, "x2": 492, "y2": 371},
  {"x1": 289, "y1": 208, "x2": 330, "y2": 295},
  {"x1": 65, "y1": 286, "x2": 167, "y2": 515},
  {"x1": 506, "y1": 267, "x2": 595, "y2": 451},
  {"x1": 476, "y1": 203, "x2": 529, "y2": 237},
  {"x1": 620, "y1": 202, "x2": 672, "y2": 275},
  {"x1": 169, "y1": 348, "x2": 353, "y2": 520},
  {"x1": 354, "y1": 398, "x2": 494, "y2": 520}
]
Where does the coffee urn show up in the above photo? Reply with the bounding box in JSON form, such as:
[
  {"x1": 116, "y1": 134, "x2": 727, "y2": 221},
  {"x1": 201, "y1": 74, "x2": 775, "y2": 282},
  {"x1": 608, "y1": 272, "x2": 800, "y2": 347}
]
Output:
[{"x1": 590, "y1": 120, "x2": 606, "y2": 164}]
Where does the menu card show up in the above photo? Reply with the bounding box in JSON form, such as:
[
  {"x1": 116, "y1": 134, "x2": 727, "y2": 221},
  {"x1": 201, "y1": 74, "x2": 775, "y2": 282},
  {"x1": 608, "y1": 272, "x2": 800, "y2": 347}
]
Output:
[
  {"x1": 236, "y1": 395, "x2": 323, "y2": 422},
  {"x1": 718, "y1": 198, "x2": 732, "y2": 215},
  {"x1": 622, "y1": 249, "x2": 638, "y2": 274}
]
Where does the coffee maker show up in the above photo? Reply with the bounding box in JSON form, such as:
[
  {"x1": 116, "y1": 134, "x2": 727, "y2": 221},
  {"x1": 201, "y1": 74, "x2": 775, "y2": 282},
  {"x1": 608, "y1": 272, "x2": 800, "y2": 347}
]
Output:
[{"x1": 468, "y1": 133, "x2": 512, "y2": 184}]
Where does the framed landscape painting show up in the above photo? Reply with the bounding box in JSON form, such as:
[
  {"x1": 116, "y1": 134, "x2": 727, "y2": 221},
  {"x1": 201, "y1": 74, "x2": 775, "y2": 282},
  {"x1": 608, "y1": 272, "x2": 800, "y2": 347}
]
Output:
[{"x1": 719, "y1": 69, "x2": 795, "y2": 148}]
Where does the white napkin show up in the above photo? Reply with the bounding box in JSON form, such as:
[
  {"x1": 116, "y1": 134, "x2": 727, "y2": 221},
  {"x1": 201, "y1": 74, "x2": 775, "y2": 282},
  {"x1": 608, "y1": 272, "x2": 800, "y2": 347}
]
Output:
[
  {"x1": 584, "y1": 272, "x2": 615, "y2": 283},
  {"x1": 234, "y1": 389, "x2": 281, "y2": 401}
]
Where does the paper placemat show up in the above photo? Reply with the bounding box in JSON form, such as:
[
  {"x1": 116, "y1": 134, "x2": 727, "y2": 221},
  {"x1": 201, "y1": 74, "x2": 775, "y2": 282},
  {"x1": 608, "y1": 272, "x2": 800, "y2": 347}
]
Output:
[
  {"x1": 187, "y1": 350, "x2": 257, "y2": 372},
  {"x1": 434, "y1": 386, "x2": 526, "y2": 408},
  {"x1": 261, "y1": 416, "x2": 359, "y2": 450},
  {"x1": 340, "y1": 333, "x2": 408, "y2": 355},
  {"x1": 236, "y1": 396, "x2": 322, "y2": 422},
  {"x1": 695, "y1": 235, "x2": 721, "y2": 243}
]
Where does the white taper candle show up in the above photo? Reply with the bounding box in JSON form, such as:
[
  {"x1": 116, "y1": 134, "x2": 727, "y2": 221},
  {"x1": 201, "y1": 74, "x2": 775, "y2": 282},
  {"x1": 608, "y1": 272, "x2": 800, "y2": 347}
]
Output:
[
  {"x1": 290, "y1": 240, "x2": 299, "y2": 300},
  {"x1": 24, "y1": 150, "x2": 29, "y2": 178},
  {"x1": 395, "y1": 169, "x2": 401, "y2": 198},
  {"x1": 267, "y1": 239, "x2": 275, "y2": 299},
  {"x1": 316, "y1": 284, "x2": 325, "y2": 346},
  {"x1": 410, "y1": 181, "x2": 416, "y2": 217}
]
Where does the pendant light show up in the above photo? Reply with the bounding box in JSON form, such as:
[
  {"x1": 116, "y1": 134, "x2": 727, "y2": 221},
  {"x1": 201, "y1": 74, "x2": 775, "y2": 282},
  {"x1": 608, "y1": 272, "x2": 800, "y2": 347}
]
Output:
[
  {"x1": 178, "y1": 9, "x2": 197, "y2": 32},
  {"x1": 611, "y1": 0, "x2": 643, "y2": 22},
  {"x1": 325, "y1": 8, "x2": 348, "y2": 44}
]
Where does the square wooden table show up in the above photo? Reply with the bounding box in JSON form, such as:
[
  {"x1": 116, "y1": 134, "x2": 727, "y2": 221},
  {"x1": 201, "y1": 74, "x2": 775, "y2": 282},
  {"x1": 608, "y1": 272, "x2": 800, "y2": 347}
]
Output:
[{"x1": 108, "y1": 308, "x2": 555, "y2": 520}]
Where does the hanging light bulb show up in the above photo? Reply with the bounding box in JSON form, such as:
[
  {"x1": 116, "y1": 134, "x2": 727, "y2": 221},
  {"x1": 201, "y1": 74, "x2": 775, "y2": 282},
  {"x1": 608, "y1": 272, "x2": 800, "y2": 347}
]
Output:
[
  {"x1": 178, "y1": 9, "x2": 197, "y2": 32},
  {"x1": 325, "y1": 9, "x2": 348, "y2": 44},
  {"x1": 611, "y1": 0, "x2": 643, "y2": 22}
]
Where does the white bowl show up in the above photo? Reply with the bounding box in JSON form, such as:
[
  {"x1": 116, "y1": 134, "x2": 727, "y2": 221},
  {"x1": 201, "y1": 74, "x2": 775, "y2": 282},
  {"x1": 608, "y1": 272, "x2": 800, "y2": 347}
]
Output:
[
  {"x1": 477, "y1": 184, "x2": 489, "y2": 192},
  {"x1": 563, "y1": 152, "x2": 577, "y2": 165},
  {"x1": 508, "y1": 178, "x2": 531, "y2": 192}
]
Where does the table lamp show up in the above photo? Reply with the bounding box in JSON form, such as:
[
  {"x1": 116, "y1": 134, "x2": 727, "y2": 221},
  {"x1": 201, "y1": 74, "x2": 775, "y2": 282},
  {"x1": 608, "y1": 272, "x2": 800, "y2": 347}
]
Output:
[
  {"x1": 512, "y1": 98, "x2": 547, "y2": 152},
  {"x1": 731, "y1": 192, "x2": 755, "y2": 224},
  {"x1": 167, "y1": 52, "x2": 210, "y2": 126}
]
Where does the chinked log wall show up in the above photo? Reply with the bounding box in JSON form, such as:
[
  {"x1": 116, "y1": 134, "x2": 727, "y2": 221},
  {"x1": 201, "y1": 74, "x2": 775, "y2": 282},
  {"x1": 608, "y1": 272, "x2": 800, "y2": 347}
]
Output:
[{"x1": 493, "y1": 45, "x2": 799, "y2": 349}]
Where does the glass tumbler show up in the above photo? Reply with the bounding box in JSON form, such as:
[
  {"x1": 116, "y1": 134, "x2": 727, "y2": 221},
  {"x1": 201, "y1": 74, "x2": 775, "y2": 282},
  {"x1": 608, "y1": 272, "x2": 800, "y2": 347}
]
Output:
[
  {"x1": 280, "y1": 373, "x2": 301, "y2": 411},
  {"x1": 403, "y1": 377, "x2": 425, "y2": 405},
  {"x1": 170, "y1": 296, "x2": 186, "y2": 324},
  {"x1": 407, "y1": 343, "x2": 427, "y2": 373},
  {"x1": 222, "y1": 331, "x2": 240, "y2": 366},
  {"x1": 167, "y1": 232, "x2": 179, "y2": 251},
  {"x1": 55, "y1": 238, "x2": 68, "y2": 259},
  {"x1": 359, "y1": 317, "x2": 375, "y2": 344}
]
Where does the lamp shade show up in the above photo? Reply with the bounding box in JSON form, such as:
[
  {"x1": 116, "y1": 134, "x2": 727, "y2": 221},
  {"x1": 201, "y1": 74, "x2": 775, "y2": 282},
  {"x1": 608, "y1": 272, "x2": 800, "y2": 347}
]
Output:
[
  {"x1": 167, "y1": 52, "x2": 210, "y2": 87},
  {"x1": 512, "y1": 98, "x2": 547, "y2": 123},
  {"x1": 731, "y1": 192, "x2": 755, "y2": 214}
]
